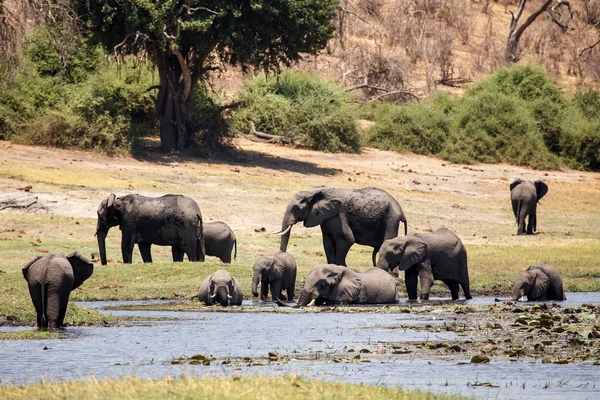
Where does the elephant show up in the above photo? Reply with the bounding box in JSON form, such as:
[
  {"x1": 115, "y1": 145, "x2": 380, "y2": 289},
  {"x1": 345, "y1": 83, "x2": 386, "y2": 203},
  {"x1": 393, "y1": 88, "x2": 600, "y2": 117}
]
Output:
[
  {"x1": 22, "y1": 252, "x2": 94, "y2": 329},
  {"x1": 198, "y1": 270, "x2": 243, "y2": 306},
  {"x1": 512, "y1": 263, "x2": 566, "y2": 301},
  {"x1": 510, "y1": 179, "x2": 548, "y2": 235},
  {"x1": 274, "y1": 187, "x2": 407, "y2": 267},
  {"x1": 251, "y1": 251, "x2": 297, "y2": 301},
  {"x1": 96, "y1": 193, "x2": 204, "y2": 265},
  {"x1": 204, "y1": 221, "x2": 237, "y2": 263},
  {"x1": 376, "y1": 228, "x2": 471, "y2": 301},
  {"x1": 297, "y1": 264, "x2": 398, "y2": 306}
]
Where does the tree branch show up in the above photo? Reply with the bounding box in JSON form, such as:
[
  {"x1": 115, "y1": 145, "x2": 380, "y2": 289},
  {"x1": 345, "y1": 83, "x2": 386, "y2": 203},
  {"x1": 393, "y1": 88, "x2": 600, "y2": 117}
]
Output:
[
  {"x1": 578, "y1": 38, "x2": 600, "y2": 60},
  {"x1": 365, "y1": 90, "x2": 420, "y2": 103},
  {"x1": 547, "y1": 1, "x2": 574, "y2": 32}
]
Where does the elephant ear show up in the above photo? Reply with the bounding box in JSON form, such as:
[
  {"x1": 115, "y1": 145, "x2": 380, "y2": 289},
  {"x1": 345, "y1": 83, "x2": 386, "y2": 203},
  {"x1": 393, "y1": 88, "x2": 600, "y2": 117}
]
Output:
[
  {"x1": 529, "y1": 269, "x2": 550, "y2": 300},
  {"x1": 397, "y1": 236, "x2": 428, "y2": 271},
  {"x1": 327, "y1": 266, "x2": 361, "y2": 303},
  {"x1": 67, "y1": 252, "x2": 94, "y2": 290},
  {"x1": 22, "y1": 256, "x2": 43, "y2": 281},
  {"x1": 305, "y1": 189, "x2": 342, "y2": 228},
  {"x1": 269, "y1": 259, "x2": 285, "y2": 282},
  {"x1": 97, "y1": 193, "x2": 116, "y2": 220},
  {"x1": 535, "y1": 180, "x2": 548, "y2": 201},
  {"x1": 509, "y1": 179, "x2": 524, "y2": 191}
]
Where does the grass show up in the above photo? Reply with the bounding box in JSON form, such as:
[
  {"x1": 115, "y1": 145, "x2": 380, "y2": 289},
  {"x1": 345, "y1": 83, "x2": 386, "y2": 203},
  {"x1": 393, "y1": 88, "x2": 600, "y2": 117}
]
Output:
[{"x1": 0, "y1": 375, "x2": 468, "y2": 400}]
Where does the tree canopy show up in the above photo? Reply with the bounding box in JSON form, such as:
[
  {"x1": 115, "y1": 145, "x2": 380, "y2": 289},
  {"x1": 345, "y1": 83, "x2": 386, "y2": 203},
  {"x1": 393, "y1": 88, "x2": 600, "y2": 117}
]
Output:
[{"x1": 77, "y1": 0, "x2": 338, "y2": 152}]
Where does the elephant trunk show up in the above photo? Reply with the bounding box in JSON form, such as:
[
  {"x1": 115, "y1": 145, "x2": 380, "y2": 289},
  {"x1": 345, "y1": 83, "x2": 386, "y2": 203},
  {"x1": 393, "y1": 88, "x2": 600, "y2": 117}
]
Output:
[
  {"x1": 376, "y1": 257, "x2": 389, "y2": 271},
  {"x1": 96, "y1": 229, "x2": 108, "y2": 266},
  {"x1": 215, "y1": 286, "x2": 229, "y2": 307},
  {"x1": 512, "y1": 287, "x2": 525, "y2": 301},
  {"x1": 278, "y1": 206, "x2": 296, "y2": 252},
  {"x1": 298, "y1": 289, "x2": 313, "y2": 307},
  {"x1": 251, "y1": 272, "x2": 260, "y2": 297}
]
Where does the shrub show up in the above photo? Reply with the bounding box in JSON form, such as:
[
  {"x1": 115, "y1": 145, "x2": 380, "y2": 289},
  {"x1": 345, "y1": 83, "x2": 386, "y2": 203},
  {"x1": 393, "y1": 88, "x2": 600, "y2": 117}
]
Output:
[{"x1": 231, "y1": 70, "x2": 360, "y2": 153}]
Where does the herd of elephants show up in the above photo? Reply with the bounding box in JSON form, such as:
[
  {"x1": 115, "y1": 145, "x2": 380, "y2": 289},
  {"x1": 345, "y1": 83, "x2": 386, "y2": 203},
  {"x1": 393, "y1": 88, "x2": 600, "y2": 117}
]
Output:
[{"x1": 21, "y1": 178, "x2": 567, "y2": 329}]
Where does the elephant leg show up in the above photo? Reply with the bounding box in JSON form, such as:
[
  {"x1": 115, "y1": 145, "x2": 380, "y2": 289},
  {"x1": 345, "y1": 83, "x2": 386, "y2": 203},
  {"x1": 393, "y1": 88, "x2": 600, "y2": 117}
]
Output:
[
  {"x1": 138, "y1": 243, "x2": 153, "y2": 263},
  {"x1": 405, "y1": 267, "x2": 419, "y2": 300},
  {"x1": 121, "y1": 234, "x2": 135, "y2": 264},
  {"x1": 56, "y1": 295, "x2": 70, "y2": 328},
  {"x1": 270, "y1": 280, "x2": 282, "y2": 300},
  {"x1": 418, "y1": 264, "x2": 435, "y2": 300},
  {"x1": 334, "y1": 240, "x2": 353, "y2": 267},
  {"x1": 171, "y1": 247, "x2": 185, "y2": 262},
  {"x1": 221, "y1": 248, "x2": 232, "y2": 264},
  {"x1": 321, "y1": 231, "x2": 337, "y2": 264},
  {"x1": 443, "y1": 280, "x2": 460, "y2": 300},
  {"x1": 260, "y1": 279, "x2": 269, "y2": 301},
  {"x1": 527, "y1": 211, "x2": 536, "y2": 234},
  {"x1": 460, "y1": 281, "x2": 472, "y2": 300},
  {"x1": 287, "y1": 275, "x2": 296, "y2": 301}
]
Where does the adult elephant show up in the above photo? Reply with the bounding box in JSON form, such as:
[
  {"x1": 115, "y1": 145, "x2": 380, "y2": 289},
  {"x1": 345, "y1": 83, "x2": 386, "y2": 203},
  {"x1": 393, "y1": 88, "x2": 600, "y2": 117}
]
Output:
[
  {"x1": 297, "y1": 264, "x2": 398, "y2": 306},
  {"x1": 376, "y1": 228, "x2": 471, "y2": 300},
  {"x1": 204, "y1": 221, "x2": 237, "y2": 263},
  {"x1": 512, "y1": 263, "x2": 566, "y2": 301},
  {"x1": 510, "y1": 179, "x2": 548, "y2": 235},
  {"x1": 251, "y1": 251, "x2": 297, "y2": 301},
  {"x1": 198, "y1": 270, "x2": 243, "y2": 306},
  {"x1": 22, "y1": 252, "x2": 94, "y2": 329},
  {"x1": 96, "y1": 194, "x2": 204, "y2": 265},
  {"x1": 274, "y1": 187, "x2": 407, "y2": 267}
]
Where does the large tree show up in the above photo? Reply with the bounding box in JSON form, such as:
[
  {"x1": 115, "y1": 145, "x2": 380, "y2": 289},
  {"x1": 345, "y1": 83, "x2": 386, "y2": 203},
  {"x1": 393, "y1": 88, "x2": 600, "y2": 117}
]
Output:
[{"x1": 78, "y1": 0, "x2": 338, "y2": 152}]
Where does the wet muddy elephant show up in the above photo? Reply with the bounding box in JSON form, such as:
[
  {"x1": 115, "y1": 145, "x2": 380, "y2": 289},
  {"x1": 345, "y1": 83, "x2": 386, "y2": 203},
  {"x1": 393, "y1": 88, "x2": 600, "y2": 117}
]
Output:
[
  {"x1": 204, "y1": 221, "x2": 237, "y2": 263},
  {"x1": 96, "y1": 194, "x2": 204, "y2": 265},
  {"x1": 251, "y1": 251, "x2": 297, "y2": 301},
  {"x1": 22, "y1": 252, "x2": 94, "y2": 329},
  {"x1": 297, "y1": 264, "x2": 398, "y2": 306},
  {"x1": 377, "y1": 228, "x2": 471, "y2": 300},
  {"x1": 198, "y1": 270, "x2": 243, "y2": 306},
  {"x1": 274, "y1": 187, "x2": 407, "y2": 267},
  {"x1": 512, "y1": 263, "x2": 566, "y2": 301},
  {"x1": 510, "y1": 179, "x2": 548, "y2": 235}
]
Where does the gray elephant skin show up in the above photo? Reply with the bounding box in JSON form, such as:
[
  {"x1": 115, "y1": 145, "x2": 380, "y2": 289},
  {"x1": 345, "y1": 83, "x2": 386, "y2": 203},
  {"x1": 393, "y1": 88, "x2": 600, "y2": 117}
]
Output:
[
  {"x1": 204, "y1": 221, "x2": 237, "y2": 263},
  {"x1": 22, "y1": 252, "x2": 93, "y2": 329},
  {"x1": 275, "y1": 187, "x2": 407, "y2": 266},
  {"x1": 512, "y1": 263, "x2": 566, "y2": 301},
  {"x1": 377, "y1": 228, "x2": 471, "y2": 300},
  {"x1": 198, "y1": 270, "x2": 243, "y2": 306},
  {"x1": 251, "y1": 251, "x2": 297, "y2": 301},
  {"x1": 298, "y1": 264, "x2": 398, "y2": 306},
  {"x1": 96, "y1": 193, "x2": 205, "y2": 265},
  {"x1": 510, "y1": 179, "x2": 548, "y2": 235}
]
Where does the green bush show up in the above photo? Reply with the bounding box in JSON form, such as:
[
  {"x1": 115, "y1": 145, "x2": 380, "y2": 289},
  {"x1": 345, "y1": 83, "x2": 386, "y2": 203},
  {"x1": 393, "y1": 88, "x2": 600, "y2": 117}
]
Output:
[{"x1": 231, "y1": 70, "x2": 360, "y2": 152}]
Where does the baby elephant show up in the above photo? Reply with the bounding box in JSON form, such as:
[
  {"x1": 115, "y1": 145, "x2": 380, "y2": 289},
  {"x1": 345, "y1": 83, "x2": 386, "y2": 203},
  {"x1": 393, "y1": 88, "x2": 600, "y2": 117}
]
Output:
[
  {"x1": 22, "y1": 252, "x2": 94, "y2": 329},
  {"x1": 298, "y1": 264, "x2": 398, "y2": 306},
  {"x1": 512, "y1": 263, "x2": 566, "y2": 301},
  {"x1": 204, "y1": 221, "x2": 237, "y2": 263},
  {"x1": 198, "y1": 270, "x2": 243, "y2": 306},
  {"x1": 377, "y1": 228, "x2": 471, "y2": 301},
  {"x1": 251, "y1": 251, "x2": 297, "y2": 301}
]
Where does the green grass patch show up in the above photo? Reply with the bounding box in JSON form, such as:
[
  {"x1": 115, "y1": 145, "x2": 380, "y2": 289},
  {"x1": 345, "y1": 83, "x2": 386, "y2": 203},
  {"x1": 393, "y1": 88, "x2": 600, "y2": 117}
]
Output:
[
  {"x1": 0, "y1": 330, "x2": 60, "y2": 340},
  {"x1": 0, "y1": 375, "x2": 468, "y2": 400}
]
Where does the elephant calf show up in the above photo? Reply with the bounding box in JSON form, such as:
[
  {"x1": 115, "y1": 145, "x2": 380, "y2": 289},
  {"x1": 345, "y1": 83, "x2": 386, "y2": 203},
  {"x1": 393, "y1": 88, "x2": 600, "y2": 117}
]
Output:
[
  {"x1": 198, "y1": 270, "x2": 243, "y2": 306},
  {"x1": 512, "y1": 263, "x2": 566, "y2": 301},
  {"x1": 298, "y1": 264, "x2": 398, "y2": 306},
  {"x1": 251, "y1": 251, "x2": 297, "y2": 301},
  {"x1": 22, "y1": 252, "x2": 94, "y2": 329},
  {"x1": 204, "y1": 221, "x2": 237, "y2": 263},
  {"x1": 377, "y1": 228, "x2": 471, "y2": 301}
]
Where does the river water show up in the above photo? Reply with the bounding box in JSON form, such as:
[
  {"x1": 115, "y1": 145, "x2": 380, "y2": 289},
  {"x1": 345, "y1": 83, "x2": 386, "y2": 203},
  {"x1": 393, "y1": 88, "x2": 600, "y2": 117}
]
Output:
[{"x1": 1, "y1": 294, "x2": 600, "y2": 399}]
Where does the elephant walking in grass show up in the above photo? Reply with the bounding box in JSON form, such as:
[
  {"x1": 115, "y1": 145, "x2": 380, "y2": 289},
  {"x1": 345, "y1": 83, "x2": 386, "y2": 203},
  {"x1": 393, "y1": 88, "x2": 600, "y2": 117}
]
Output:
[
  {"x1": 510, "y1": 179, "x2": 548, "y2": 235},
  {"x1": 251, "y1": 251, "x2": 297, "y2": 301},
  {"x1": 377, "y1": 228, "x2": 471, "y2": 301},
  {"x1": 297, "y1": 264, "x2": 398, "y2": 306},
  {"x1": 198, "y1": 270, "x2": 243, "y2": 306},
  {"x1": 22, "y1": 252, "x2": 94, "y2": 329},
  {"x1": 274, "y1": 187, "x2": 407, "y2": 267},
  {"x1": 512, "y1": 263, "x2": 566, "y2": 301},
  {"x1": 204, "y1": 221, "x2": 237, "y2": 263},
  {"x1": 96, "y1": 194, "x2": 204, "y2": 265}
]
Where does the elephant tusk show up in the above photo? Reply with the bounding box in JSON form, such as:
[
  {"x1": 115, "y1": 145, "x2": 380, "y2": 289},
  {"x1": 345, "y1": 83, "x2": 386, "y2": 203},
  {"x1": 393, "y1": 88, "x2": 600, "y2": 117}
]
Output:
[
  {"x1": 210, "y1": 293, "x2": 217, "y2": 298},
  {"x1": 227, "y1": 294, "x2": 232, "y2": 299},
  {"x1": 271, "y1": 225, "x2": 292, "y2": 236},
  {"x1": 519, "y1": 295, "x2": 526, "y2": 302},
  {"x1": 307, "y1": 298, "x2": 316, "y2": 307}
]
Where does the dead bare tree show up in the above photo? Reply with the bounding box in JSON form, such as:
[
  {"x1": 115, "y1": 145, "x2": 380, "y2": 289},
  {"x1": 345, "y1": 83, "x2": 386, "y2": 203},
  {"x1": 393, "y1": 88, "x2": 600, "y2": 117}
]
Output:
[{"x1": 505, "y1": 0, "x2": 574, "y2": 63}]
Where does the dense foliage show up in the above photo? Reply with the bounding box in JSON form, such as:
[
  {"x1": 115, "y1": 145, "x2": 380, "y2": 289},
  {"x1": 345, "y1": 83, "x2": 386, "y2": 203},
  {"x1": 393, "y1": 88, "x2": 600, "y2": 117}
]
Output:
[
  {"x1": 367, "y1": 66, "x2": 600, "y2": 171},
  {"x1": 77, "y1": 0, "x2": 338, "y2": 151},
  {"x1": 231, "y1": 71, "x2": 360, "y2": 153}
]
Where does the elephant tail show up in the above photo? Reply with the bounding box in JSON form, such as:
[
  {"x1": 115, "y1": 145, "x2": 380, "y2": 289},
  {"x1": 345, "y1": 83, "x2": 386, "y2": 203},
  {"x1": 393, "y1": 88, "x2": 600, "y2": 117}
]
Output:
[
  {"x1": 371, "y1": 248, "x2": 378, "y2": 267},
  {"x1": 233, "y1": 239, "x2": 237, "y2": 261}
]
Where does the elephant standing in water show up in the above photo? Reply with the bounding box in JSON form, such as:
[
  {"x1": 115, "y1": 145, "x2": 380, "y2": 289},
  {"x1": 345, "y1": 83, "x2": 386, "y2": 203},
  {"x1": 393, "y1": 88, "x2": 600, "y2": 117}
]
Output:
[
  {"x1": 198, "y1": 270, "x2": 244, "y2": 306},
  {"x1": 251, "y1": 251, "x2": 297, "y2": 301},
  {"x1": 377, "y1": 228, "x2": 471, "y2": 300},
  {"x1": 274, "y1": 187, "x2": 407, "y2": 266},
  {"x1": 510, "y1": 179, "x2": 548, "y2": 235},
  {"x1": 22, "y1": 252, "x2": 94, "y2": 329},
  {"x1": 96, "y1": 194, "x2": 204, "y2": 265},
  {"x1": 204, "y1": 221, "x2": 237, "y2": 263},
  {"x1": 512, "y1": 263, "x2": 566, "y2": 301},
  {"x1": 297, "y1": 264, "x2": 398, "y2": 306}
]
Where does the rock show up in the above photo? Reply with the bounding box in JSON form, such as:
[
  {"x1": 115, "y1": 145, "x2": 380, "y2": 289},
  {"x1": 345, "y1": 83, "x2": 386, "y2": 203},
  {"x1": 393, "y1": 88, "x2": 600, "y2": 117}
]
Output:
[
  {"x1": 471, "y1": 354, "x2": 490, "y2": 364},
  {"x1": 481, "y1": 344, "x2": 495, "y2": 353},
  {"x1": 542, "y1": 356, "x2": 552, "y2": 364}
]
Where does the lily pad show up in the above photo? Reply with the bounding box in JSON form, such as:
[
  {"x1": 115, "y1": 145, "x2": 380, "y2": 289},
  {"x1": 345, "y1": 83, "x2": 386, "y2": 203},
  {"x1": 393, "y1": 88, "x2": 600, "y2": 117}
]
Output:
[{"x1": 471, "y1": 354, "x2": 490, "y2": 364}]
